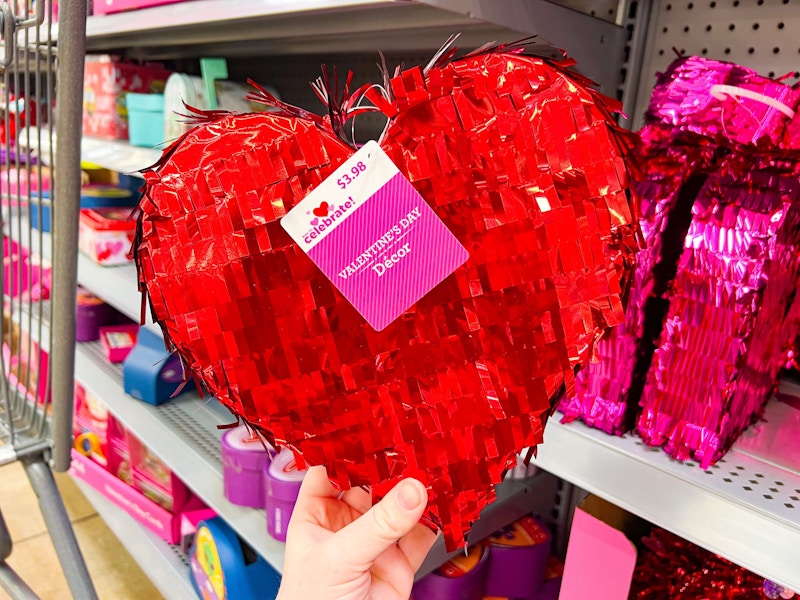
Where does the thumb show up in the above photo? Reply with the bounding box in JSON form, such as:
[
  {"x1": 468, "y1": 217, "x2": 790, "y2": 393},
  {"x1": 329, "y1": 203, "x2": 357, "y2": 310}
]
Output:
[{"x1": 329, "y1": 478, "x2": 428, "y2": 569}]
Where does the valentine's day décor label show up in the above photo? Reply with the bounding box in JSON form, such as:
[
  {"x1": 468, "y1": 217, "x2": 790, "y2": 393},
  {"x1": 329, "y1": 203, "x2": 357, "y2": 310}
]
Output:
[
  {"x1": 135, "y1": 41, "x2": 636, "y2": 549},
  {"x1": 282, "y1": 142, "x2": 468, "y2": 331}
]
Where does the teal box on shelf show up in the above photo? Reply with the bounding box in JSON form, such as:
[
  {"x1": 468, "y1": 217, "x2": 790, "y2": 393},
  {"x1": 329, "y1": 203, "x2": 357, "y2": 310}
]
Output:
[
  {"x1": 190, "y1": 517, "x2": 281, "y2": 600},
  {"x1": 127, "y1": 93, "x2": 165, "y2": 148},
  {"x1": 31, "y1": 185, "x2": 136, "y2": 232},
  {"x1": 123, "y1": 327, "x2": 194, "y2": 405}
]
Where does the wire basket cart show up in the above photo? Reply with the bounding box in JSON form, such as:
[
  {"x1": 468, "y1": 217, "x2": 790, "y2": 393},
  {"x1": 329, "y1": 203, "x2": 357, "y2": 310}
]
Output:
[{"x1": 0, "y1": 1, "x2": 93, "y2": 598}]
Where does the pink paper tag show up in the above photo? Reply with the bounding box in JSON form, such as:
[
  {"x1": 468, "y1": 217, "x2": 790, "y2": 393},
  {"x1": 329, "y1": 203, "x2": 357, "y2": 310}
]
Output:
[
  {"x1": 281, "y1": 141, "x2": 468, "y2": 331},
  {"x1": 560, "y1": 508, "x2": 637, "y2": 600}
]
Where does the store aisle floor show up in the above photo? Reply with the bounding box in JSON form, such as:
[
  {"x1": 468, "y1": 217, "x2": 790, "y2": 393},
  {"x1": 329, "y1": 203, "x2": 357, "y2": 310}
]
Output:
[{"x1": 0, "y1": 461, "x2": 164, "y2": 600}]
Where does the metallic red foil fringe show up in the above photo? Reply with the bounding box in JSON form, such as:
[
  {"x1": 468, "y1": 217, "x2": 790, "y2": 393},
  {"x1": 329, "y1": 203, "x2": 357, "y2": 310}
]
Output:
[
  {"x1": 134, "y1": 46, "x2": 636, "y2": 549},
  {"x1": 630, "y1": 527, "x2": 767, "y2": 599}
]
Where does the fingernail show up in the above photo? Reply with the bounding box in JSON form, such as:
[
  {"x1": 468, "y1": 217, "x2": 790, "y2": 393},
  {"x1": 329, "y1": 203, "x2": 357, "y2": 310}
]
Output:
[{"x1": 397, "y1": 479, "x2": 425, "y2": 511}]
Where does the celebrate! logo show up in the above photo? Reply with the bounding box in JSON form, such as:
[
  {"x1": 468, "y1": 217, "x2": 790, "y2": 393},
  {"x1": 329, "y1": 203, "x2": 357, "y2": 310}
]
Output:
[{"x1": 303, "y1": 198, "x2": 355, "y2": 244}]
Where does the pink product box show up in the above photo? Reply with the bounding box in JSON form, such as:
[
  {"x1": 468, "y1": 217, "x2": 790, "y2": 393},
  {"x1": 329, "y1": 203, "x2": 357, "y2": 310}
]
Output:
[
  {"x1": 73, "y1": 380, "x2": 112, "y2": 468},
  {"x1": 99, "y1": 324, "x2": 139, "y2": 363},
  {"x1": 79, "y1": 207, "x2": 136, "y2": 265},
  {"x1": 180, "y1": 507, "x2": 218, "y2": 553},
  {"x1": 0, "y1": 166, "x2": 51, "y2": 202},
  {"x1": 107, "y1": 417, "x2": 135, "y2": 485},
  {"x1": 92, "y1": 0, "x2": 189, "y2": 15},
  {"x1": 70, "y1": 450, "x2": 205, "y2": 544},
  {"x1": 4, "y1": 237, "x2": 52, "y2": 301},
  {"x1": 83, "y1": 56, "x2": 172, "y2": 140},
  {"x1": 3, "y1": 327, "x2": 49, "y2": 406},
  {"x1": 128, "y1": 433, "x2": 192, "y2": 514}
]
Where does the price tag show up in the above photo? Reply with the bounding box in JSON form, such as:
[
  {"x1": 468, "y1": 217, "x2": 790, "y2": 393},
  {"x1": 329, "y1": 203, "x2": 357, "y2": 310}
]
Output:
[{"x1": 281, "y1": 141, "x2": 469, "y2": 331}]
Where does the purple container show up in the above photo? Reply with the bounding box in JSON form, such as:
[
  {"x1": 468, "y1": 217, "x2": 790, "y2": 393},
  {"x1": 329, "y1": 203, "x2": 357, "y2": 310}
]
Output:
[
  {"x1": 221, "y1": 426, "x2": 271, "y2": 508},
  {"x1": 411, "y1": 542, "x2": 489, "y2": 600},
  {"x1": 484, "y1": 516, "x2": 552, "y2": 598},
  {"x1": 264, "y1": 450, "x2": 306, "y2": 542},
  {"x1": 76, "y1": 288, "x2": 116, "y2": 342}
]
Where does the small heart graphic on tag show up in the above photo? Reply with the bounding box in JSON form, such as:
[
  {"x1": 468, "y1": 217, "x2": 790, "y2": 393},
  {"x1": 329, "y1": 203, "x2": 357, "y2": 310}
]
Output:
[
  {"x1": 313, "y1": 202, "x2": 329, "y2": 217},
  {"x1": 310, "y1": 217, "x2": 319, "y2": 226}
]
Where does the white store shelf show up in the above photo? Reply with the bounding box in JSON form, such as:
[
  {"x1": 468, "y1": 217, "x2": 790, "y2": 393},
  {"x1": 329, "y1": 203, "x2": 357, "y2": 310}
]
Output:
[
  {"x1": 71, "y1": 478, "x2": 197, "y2": 600},
  {"x1": 74, "y1": 336, "x2": 561, "y2": 579},
  {"x1": 73, "y1": 341, "x2": 286, "y2": 572},
  {"x1": 81, "y1": 0, "x2": 625, "y2": 93},
  {"x1": 79, "y1": 136, "x2": 162, "y2": 178},
  {"x1": 77, "y1": 257, "x2": 163, "y2": 338},
  {"x1": 532, "y1": 404, "x2": 800, "y2": 591},
  {"x1": 19, "y1": 128, "x2": 161, "y2": 178}
]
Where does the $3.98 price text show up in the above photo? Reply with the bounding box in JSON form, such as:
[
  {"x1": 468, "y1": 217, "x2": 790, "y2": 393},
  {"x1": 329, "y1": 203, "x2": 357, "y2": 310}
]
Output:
[{"x1": 337, "y1": 161, "x2": 367, "y2": 190}]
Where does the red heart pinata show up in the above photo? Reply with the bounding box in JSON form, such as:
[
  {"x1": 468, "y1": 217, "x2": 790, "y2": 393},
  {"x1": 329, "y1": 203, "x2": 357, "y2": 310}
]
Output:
[{"x1": 135, "y1": 42, "x2": 637, "y2": 549}]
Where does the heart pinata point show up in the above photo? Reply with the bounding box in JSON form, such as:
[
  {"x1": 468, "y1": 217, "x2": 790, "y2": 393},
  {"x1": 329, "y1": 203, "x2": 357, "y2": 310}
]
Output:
[{"x1": 134, "y1": 40, "x2": 638, "y2": 550}]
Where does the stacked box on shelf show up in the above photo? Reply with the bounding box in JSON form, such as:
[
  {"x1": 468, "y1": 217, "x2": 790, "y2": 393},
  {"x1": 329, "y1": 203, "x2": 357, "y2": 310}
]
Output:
[
  {"x1": 71, "y1": 379, "x2": 208, "y2": 543},
  {"x1": 83, "y1": 55, "x2": 172, "y2": 140},
  {"x1": 412, "y1": 514, "x2": 561, "y2": 600},
  {"x1": 2, "y1": 238, "x2": 52, "y2": 406},
  {"x1": 92, "y1": 0, "x2": 192, "y2": 15},
  {"x1": 79, "y1": 206, "x2": 138, "y2": 265}
]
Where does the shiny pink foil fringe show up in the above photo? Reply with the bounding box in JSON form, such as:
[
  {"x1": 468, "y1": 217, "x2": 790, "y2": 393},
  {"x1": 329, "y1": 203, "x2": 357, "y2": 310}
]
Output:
[{"x1": 561, "y1": 56, "x2": 800, "y2": 467}]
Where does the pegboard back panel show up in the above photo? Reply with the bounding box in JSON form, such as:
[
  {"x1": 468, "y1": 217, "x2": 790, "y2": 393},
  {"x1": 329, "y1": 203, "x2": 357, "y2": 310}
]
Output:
[
  {"x1": 229, "y1": 52, "x2": 436, "y2": 142},
  {"x1": 551, "y1": 0, "x2": 621, "y2": 23},
  {"x1": 229, "y1": 46, "x2": 564, "y2": 142},
  {"x1": 632, "y1": 0, "x2": 800, "y2": 127}
]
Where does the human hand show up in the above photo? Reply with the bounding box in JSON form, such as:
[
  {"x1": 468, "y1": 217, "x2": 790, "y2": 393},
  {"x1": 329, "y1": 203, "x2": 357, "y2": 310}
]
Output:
[{"x1": 276, "y1": 466, "x2": 438, "y2": 600}]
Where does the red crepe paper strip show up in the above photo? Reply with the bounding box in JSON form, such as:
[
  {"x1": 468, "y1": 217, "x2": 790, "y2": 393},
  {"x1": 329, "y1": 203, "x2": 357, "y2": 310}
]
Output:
[{"x1": 630, "y1": 527, "x2": 767, "y2": 599}]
